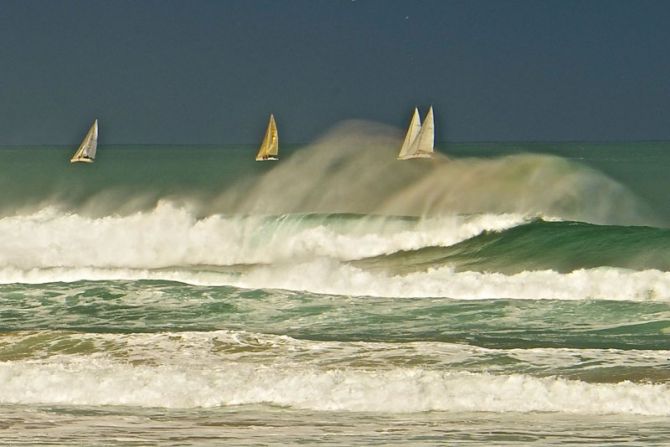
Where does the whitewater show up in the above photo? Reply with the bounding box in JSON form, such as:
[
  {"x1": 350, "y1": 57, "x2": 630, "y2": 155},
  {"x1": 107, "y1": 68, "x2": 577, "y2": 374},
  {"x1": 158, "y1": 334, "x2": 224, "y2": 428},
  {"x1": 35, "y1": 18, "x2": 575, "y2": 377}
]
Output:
[{"x1": 1, "y1": 122, "x2": 669, "y2": 445}]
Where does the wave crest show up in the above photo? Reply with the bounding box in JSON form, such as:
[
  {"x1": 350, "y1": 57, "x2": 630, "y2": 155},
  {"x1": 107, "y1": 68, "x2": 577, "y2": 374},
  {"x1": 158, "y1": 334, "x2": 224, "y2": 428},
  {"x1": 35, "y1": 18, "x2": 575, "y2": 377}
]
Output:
[{"x1": 0, "y1": 360, "x2": 668, "y2": 414}]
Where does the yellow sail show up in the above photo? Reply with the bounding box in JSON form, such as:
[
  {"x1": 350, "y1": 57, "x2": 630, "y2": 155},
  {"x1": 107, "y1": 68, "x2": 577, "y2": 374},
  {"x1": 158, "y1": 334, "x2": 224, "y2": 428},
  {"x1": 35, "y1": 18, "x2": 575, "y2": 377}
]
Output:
[
  {"x1": 255, "y1": 114, "x2": 279, "y2": 161},
  {"x1": 70, "y1": 119, "x2": 98, "y2": 163}
]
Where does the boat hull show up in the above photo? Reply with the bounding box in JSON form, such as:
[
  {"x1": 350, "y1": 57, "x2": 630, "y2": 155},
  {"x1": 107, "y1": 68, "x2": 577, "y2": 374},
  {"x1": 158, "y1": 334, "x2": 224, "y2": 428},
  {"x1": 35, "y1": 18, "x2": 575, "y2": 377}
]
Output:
[{"x1": 397, "y1": 152, "x2": 433, "y2": 160}]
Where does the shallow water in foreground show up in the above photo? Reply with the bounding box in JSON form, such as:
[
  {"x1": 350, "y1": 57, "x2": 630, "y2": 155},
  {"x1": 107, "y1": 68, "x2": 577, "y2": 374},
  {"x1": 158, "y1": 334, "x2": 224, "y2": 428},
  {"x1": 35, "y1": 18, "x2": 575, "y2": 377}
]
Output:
[{"x1": 3, "y1": 405, "x2": 670, "y2": 446}]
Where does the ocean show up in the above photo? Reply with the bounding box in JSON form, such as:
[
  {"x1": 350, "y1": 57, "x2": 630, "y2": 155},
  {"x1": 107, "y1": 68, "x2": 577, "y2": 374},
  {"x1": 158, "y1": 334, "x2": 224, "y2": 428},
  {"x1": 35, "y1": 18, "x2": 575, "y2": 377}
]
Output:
[{"x1": 0, "y1": 121, "x2": 669, "y2": 445}]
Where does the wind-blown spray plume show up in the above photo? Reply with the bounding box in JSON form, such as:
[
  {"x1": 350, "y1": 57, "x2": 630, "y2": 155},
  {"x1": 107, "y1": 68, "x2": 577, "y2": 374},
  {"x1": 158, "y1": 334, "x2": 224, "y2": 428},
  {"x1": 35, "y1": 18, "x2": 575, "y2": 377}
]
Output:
[{"x1": 219, "y1": 120, "x2": 653, "y2": 225}]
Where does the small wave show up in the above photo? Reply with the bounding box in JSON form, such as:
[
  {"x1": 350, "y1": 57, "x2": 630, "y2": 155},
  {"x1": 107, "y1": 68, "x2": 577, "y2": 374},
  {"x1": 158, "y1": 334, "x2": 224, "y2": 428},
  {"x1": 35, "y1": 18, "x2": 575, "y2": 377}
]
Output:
[
  {"x1": 0, "y1": 359, "x2": 668, "y2": 414},
  {"x1": 3, "y1": 330, "x2": 668, "y2": 377},
  {"x1": 1, "y1": 263, "x2": 670, "y2": 301}
]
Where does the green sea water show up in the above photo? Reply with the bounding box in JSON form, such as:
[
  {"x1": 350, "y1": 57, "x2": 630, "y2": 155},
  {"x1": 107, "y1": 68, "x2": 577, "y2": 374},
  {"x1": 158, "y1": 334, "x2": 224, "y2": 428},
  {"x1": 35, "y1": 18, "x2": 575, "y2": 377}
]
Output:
[{"x1": 0, "y1": 122, "x2": 669, "y2": 445}]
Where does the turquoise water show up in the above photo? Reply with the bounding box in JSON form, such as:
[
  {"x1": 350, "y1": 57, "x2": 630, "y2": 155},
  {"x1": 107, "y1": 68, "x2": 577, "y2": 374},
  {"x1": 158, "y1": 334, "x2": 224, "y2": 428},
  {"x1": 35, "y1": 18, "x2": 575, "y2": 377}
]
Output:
[{"x1": 1, "y1": 122, "x2": 669, "y2": 445}]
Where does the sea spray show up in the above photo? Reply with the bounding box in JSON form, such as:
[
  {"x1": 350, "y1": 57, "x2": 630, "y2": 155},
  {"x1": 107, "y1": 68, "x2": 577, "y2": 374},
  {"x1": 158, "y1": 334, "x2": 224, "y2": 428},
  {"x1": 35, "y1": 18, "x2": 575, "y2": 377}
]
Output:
[
  {"x1": 0, "y1": 122, "x2": 656, "y2": 226},
  {"x1": 0, "y1": 204, "x2": 527, "y2": 269},
  {"x1": 217, "y1": 121, "x2": 654, "y2": 225}
]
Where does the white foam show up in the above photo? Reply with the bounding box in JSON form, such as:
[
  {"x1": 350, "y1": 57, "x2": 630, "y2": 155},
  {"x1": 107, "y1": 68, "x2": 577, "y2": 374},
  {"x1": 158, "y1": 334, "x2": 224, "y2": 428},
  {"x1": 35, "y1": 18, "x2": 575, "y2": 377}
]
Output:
[
  {"x1": 0, "y1": 262, "x2": 669, "y2": 301},
  {"x1": 0, "y1": 359, "x2": 667, "y2": 415},
  {"x1": 0, "y1": 203, "x2": 526, "y2": 269},
  {"x1": 222, "y1": 262, "x2": 670, "y2": 301},
  {"x1": 6, "y1": 330, "x2": 667, "y2": 375},
  {"x1": 0, "y1": 203, "x2": 667, "y2": 301}
]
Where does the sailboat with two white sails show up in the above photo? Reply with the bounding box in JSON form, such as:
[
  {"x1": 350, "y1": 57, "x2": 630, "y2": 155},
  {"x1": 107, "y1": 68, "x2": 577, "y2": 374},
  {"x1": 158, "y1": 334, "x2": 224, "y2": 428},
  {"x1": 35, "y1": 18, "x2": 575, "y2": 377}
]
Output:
[
  {"x1": 70, "y1": 119, "x2": 99, "y2": 163},
  {"x1": 397, "y1": 106, "x2": 435, "y2": 160}
]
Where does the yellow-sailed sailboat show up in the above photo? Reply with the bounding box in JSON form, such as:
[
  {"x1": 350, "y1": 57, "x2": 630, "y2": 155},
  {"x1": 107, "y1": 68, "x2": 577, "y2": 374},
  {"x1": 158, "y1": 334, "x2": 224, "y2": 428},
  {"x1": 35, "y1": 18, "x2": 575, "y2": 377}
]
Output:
[
  {"x1": 255, "y1": 114, "x2": 279, "y2": 161},
  {"x1": 70, "y1": 119, "x2": 99, "y2": 163}
]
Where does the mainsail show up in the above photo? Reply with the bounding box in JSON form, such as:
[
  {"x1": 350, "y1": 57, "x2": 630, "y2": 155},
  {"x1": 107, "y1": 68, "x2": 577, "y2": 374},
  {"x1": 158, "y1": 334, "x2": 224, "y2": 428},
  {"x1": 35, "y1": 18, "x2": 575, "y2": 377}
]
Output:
[
  {"x1": 398, "y1": 106, "x2": 434, "y2": 159},
  {"x1": 70, "y1": 119, "x2": 98, "y2": 163},
  {"x1": 255, "y1": 114, "x2": 279, "y2": 161},
  {"x1": 397, "y1": 107, "x2": 422, "y2": 159}
]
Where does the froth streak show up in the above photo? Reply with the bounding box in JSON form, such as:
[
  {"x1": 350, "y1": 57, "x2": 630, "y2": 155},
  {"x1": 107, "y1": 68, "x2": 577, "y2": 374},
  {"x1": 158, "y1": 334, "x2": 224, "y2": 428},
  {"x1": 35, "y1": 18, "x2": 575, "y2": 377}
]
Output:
[
  {"x1": 216, "y1": 120, "x2": 653, "y2": 225},
  {"x1": 0, "y1": 361, "x2": 668, "y2": 415},
  {"x1": 1, "y1": 264, "x2": 670, "y2": 301}
]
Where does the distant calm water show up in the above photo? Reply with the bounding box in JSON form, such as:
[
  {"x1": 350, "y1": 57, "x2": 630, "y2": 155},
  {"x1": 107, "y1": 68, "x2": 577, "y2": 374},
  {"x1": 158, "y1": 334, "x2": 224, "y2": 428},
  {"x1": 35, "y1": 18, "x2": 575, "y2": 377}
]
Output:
[{"x1": 1, "y1": 122, "x2": 669, "y2": 445}]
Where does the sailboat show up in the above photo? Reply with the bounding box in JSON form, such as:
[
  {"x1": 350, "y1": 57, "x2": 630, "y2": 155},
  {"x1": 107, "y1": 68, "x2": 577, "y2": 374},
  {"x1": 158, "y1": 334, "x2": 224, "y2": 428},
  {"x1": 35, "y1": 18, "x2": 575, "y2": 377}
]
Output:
[
  {"x1": 70, "y1": 119, "x2": 98, "y2": 163},
  {"x1": 397, "y1": 107, "x2": 421, "y2": 159},
  {"x1": 397, "y1": 106, "x2": 434, "y2": 159},
  {"x1": 255, "y1": 114, "x2": 279, "y2": 161}
]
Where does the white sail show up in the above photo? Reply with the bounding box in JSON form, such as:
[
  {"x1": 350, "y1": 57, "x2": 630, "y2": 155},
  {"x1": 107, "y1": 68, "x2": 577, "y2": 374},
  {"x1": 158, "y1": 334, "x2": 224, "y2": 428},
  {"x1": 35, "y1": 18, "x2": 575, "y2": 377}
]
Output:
[
  {"x1": 255, "y1": 114, "x2": 279, "y2": 161},
  {"x1": 414, "y1": 106, "x2": 434, "y2": 156},
  {"x1": 397, "y1": 107, "x2": 422, "y2": 159},
  {"x1": 70, "y1": 119, "x2": 98, "y2": 163},
  {"x1": 400, "y1": 107, "x2": 434, "y2": 159}
]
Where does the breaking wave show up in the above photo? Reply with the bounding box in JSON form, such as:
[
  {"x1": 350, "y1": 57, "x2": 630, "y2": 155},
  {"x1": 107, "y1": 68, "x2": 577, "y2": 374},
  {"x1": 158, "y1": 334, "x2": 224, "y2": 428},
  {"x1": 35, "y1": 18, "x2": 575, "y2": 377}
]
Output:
[{"x1": 0, "y1": 359, "x2": 668, "y2": 415}]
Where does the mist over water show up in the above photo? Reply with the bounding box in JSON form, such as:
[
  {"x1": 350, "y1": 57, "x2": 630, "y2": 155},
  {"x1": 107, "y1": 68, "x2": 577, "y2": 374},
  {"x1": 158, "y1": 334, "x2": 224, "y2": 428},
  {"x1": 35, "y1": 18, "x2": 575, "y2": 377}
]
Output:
[
  {"x1": 0, "y1": 120, "x2": 656, "y2": 227},
  {"x1": 216, "y1": 121, "x2": 654, "y2": 226}
]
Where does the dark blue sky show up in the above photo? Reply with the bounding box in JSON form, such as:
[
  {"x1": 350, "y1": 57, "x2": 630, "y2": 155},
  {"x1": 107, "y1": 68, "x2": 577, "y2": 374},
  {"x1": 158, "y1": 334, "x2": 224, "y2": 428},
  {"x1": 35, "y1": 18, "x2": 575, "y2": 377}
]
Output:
[{"x1": 1, "y1": 0, "x2": 669, "y2": 144}]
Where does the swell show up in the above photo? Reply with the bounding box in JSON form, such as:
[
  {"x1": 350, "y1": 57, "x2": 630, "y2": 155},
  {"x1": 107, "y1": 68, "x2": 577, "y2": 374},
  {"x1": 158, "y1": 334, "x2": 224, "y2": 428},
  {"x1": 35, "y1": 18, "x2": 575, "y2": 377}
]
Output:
[
  {"x1": 358, "y1": 219, "x2": 670, "y2": 274},
  {"x1": 1, "y1": 282, "x2": 669, "y2": 349}
]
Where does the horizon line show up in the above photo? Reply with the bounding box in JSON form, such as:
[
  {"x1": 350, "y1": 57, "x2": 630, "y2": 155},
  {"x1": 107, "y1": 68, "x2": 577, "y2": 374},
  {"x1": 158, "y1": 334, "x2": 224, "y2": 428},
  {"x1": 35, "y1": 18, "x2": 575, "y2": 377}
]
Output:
[{"x1": 2, "y1": 138, "x2": 670, "y2": 148}]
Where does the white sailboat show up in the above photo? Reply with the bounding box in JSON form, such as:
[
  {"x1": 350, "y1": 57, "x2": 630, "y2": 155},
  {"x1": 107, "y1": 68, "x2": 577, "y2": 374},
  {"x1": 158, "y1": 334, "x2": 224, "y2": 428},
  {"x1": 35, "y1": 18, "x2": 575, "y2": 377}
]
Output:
[
  {"x1": 70, "y1": 119, "x2": 98, "y2": 163},
  {"x1": 397, "y1": 106, "x2": 434, "y2": 159},
  {"x1": 397, "y1": 107, "x2": 422, "y2": 159},
  {"x1": 255, "y1": 114, "x2": 279, "y2": 161}
]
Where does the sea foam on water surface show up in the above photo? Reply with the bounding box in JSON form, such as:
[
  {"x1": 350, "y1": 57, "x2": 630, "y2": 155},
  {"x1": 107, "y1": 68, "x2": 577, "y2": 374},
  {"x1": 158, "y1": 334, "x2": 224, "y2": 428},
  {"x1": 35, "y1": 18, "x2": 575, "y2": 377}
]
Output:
[
  {"x1": 0, "y1": 262, "x2": 669, "y2": 301},
  {"x1": 0, "y1": 359, "x2": 668, "y2": 415},
  {"x1": 231, "y1": 260, "x2": 670, "y2": 301},
  {"x1": 1, "y1": 202, "x2": 669, "y2": 301},
  {"x1": 0, "y1": 202, "x2": 527, "y2": 269}
]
